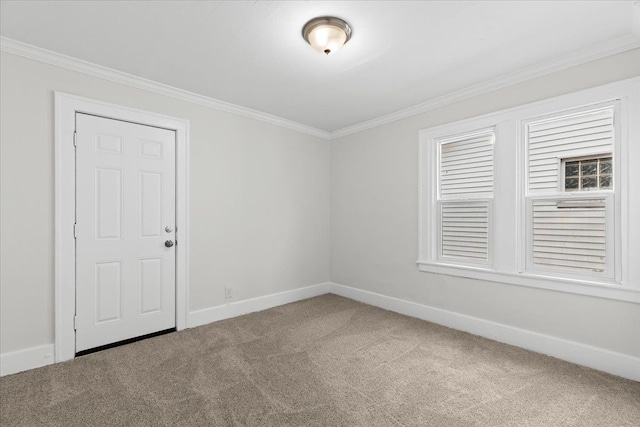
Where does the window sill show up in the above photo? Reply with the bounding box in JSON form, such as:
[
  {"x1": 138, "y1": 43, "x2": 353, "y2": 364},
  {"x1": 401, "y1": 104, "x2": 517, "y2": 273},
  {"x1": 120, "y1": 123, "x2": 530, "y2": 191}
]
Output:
[{"x1": 416, "y1": 261, "x2": 640, "y2": 304}]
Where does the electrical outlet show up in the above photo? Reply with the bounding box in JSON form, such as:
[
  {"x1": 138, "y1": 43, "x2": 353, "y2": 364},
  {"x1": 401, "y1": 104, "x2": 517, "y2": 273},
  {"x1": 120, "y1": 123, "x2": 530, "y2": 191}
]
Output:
[{"x1": 225, "y1": 286, "x2": 232, "y2": 299}]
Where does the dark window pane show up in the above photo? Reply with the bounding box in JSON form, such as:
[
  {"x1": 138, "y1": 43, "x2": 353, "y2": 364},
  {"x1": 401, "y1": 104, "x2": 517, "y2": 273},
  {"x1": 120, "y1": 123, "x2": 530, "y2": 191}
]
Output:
[
  {"x1": 564, "y1": 155, "x2": 613, "y2": 192},
  {"x1": 582, "y1": 177, "x2": 597, "y2": 189},
  {"x1": 565, "y1": 162, "x2": 579, "y2": 177},
  {"x1": 581, "y1": 161, "x2": 597, "y2": 176},
  {"x1": 565, "y1": 178, "x2": 579, "y2": 190},
  {"x1": 600, "y1": 160, "x2": 612, "y2": 174}
]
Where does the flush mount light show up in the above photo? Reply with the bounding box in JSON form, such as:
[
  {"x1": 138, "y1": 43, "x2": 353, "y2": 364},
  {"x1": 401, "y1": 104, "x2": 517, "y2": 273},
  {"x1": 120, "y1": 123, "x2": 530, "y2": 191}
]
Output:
[{"x1": 302, "y1": 16, "x2": 352, "y2": 55}]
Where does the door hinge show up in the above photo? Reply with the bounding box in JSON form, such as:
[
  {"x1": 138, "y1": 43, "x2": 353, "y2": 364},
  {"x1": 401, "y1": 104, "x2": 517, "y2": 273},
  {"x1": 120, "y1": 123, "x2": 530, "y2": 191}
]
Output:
[
  {"x1": 73, "y1": 131, "x2": 77, "y2": 147},
  {"x1": 73, "y1": 223, "x2": 77, "y2": 239},
  {"x1": 73, "y1": 315, "x2": 77, "y2": 331}
]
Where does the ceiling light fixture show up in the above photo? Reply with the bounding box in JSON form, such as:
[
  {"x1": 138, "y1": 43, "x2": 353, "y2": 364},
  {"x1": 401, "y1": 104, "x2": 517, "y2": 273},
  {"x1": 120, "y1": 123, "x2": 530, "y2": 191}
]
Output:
[{"x1": 302, "y1": 16, "x2": 352, "y2": 55}]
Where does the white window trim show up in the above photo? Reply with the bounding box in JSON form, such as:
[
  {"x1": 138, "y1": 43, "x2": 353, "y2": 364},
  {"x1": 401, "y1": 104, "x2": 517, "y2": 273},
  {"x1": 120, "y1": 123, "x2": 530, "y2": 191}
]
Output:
[
  {"x1": 55, "y1": 92, "x2": 191, "y2": 362},
  {"x1": 418, "y1": 76, "x2": 640, "y2": 304}
]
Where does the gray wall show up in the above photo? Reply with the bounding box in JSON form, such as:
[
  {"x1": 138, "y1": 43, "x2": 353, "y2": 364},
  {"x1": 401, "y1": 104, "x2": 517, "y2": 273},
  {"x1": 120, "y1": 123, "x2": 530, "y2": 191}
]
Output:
[
  {"x1": 0, "y1": 52, "x2": 331, "y2": 354},
  {"x1": 330, "y1": 48, "x2": 640, "y2": 358},
  {"x1": 2, "y1": 47, "x2": 639, "y2": 360}
]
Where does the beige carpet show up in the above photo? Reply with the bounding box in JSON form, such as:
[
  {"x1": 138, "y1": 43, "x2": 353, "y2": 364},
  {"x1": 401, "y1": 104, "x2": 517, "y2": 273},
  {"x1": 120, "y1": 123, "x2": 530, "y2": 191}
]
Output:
[{"x1": 1, "y1": 294, "x2": 639, "y2": 426}]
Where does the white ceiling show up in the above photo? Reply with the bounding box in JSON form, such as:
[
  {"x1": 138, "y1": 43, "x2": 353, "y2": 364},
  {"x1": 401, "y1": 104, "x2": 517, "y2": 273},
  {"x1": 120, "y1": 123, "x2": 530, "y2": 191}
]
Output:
[{"x1": 1, "y1": 1, "x2": 639, "y2": 133}]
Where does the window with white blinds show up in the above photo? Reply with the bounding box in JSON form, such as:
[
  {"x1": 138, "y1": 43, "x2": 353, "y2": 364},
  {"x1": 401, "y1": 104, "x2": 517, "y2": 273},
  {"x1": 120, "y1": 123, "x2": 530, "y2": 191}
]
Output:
[
  {"x1": 527, "y1": 107, "x2": 614, "y2": 193},
  {"x1": 530, "y1": 198, "x2": 609, "y2": 274},
  {"x1": 440, "y1": 131, "x2": 494, "y2": 198},
  {"x1": 440, "y1": 201, "x2": 490, "y2": 261},
  {"x1": 420, "y1": 79, "x2": 637, "y2": 300},
  {"x1": 437, "y1": 130, "x2": 494, "y2": 264},
  {"x1": 524, "y1": 104, "x2": 616, "y2": 280}
]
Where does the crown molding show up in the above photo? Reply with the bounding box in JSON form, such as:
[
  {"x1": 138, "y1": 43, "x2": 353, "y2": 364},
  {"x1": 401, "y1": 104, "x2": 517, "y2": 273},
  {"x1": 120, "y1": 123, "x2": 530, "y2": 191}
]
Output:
[
  {"x1": 2, "y1": 35, "x2": 639, "y2": 142},
  {"x1": 0, "y1": 37, "x2": 332, "y2": 140},
  {"x1": 328, "y1": 35, "x2": 640, "y2": 140}
]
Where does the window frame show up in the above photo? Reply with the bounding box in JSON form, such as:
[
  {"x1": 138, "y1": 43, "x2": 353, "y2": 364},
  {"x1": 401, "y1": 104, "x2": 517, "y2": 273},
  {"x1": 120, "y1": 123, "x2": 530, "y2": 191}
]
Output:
[
  {"x1": 520, "y1": 100, "x2": 621, "y2": 283},
  {"x1": 418, "y1": 77, "x2": 640, "y2": 304}
]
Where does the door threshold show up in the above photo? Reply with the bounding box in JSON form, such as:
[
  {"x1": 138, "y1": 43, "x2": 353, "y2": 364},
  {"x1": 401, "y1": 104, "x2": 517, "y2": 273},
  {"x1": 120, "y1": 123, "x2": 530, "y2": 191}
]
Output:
[{"x1": 75, "y1": 328, "x2": 176, "y2": 357}]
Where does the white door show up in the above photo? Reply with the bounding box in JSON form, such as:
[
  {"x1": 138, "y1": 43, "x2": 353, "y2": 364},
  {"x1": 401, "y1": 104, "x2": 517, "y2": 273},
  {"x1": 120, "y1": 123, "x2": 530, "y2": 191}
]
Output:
[{"x1": 75, "y1": 113, "x2": 176, "y2": 352}]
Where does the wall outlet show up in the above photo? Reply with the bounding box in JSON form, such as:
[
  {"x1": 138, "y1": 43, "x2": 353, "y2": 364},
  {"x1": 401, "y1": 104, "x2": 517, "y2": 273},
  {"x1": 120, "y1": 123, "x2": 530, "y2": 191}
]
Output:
[{"x1": 224, "y1": 286, "x2": 232, "y2": 299}]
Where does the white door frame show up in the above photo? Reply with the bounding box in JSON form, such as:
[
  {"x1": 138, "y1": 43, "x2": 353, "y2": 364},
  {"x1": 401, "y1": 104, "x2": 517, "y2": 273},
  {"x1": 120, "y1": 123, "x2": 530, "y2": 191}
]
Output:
[{"x1": 54, "y1": 92, "x2": 190, "y2": 362}]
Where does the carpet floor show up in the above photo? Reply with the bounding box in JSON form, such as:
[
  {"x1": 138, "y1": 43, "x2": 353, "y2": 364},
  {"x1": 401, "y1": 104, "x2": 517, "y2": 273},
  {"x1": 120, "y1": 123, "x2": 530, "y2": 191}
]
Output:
[{"x1": 1, "y1": 294, "x2": 639, "y2": 426}]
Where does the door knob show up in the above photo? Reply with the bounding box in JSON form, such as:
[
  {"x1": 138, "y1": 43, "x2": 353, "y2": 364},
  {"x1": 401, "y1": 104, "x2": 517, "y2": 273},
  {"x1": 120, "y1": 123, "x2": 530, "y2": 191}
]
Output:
[
  {"x1": 165, "y1": 226, "x2": 173, "y2": 233},
  {"x1": 165, "y1": 240, "x2": 174, "y2": 248}
]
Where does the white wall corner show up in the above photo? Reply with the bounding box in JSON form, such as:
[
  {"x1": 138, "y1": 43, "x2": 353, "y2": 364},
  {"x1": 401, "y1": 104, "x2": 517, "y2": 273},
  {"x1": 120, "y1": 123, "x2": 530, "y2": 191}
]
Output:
[
  {"x1": 0, "y1": 344, "x2": 55, "y2": 377},
  {"x1": 327, "y1": 282, "x2": 640, "y2": 382},
  {"x1": 187, "y1": 282, "x2": 332, "y2": 328}
]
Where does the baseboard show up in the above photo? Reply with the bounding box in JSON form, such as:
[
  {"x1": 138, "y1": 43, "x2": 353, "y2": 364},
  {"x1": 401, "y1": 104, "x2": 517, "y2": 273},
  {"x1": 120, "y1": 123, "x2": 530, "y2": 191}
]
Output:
[
  {"x1": 5, "y1": 282, "x2": 637, "y2": 382},
  {"x1": 328, "y1": 283, "x2": 640, "y2": 382},
  {"x1": 188, "y1": 282, "x2": 332, "y2": 328},
  {"x1": 0, "y1": 283, "x2": 330, "y2": 377},
  {"x1": 0, "y1": 344, "x2": 55, "y2": 377}
]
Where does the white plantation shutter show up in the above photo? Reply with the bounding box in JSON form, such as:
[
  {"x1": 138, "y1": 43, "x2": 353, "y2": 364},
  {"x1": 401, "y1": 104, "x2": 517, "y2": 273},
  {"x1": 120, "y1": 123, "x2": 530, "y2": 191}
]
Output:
[
  {"x1": 420, "y1": 85, "x2": 635, "y2": 292},
  {"x1": 527, "y1": 107, "x2": 614, "y2": 192},
  {"x1": 524, "y1": 103, "x2": 616, "y2": 279},
  {"x1": 437, "y1": 130, "x2": 494, "y2": 264},
  {"x1": 441, "y1": 201, "x2": 489, "y2": 261},
  {"x1": 530, "y1": 199, "x2": 608, "y2": 274},
  {"x1": 440, "y1": 132, "x2": 494, "y2": 198}
]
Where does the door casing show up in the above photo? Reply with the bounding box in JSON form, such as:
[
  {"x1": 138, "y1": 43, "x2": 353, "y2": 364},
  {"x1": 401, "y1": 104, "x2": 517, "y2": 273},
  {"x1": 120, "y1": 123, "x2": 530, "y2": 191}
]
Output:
[{"x1": 55, "y1": 92, "x2": 190, "y2": 362}]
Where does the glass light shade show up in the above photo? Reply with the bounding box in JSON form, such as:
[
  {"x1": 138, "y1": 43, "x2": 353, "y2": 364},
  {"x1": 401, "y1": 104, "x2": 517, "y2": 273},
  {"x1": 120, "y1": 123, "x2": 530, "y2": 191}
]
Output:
[
  {"x1": 307, "y1": 25, "x2": 348, "y2": 55},
  {"x1": 302, "y1": 16, "x2": 352, "y2": 56}
]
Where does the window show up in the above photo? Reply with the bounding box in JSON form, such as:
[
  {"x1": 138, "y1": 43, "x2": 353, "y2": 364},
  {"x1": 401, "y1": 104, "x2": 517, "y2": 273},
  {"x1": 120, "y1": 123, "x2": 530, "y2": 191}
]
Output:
[
  {"x1": 523, "y1": 104, "x2": 616, "y2": 281},
  {"x1": 419, "y1": 78, "x2": 640, "y2": 303},
  {"x1": 437, "y1": 130, "x2": 494, "y2": 265},
  {"x1": 563, "y1": 156, "x2": 612, "y2": 191}
]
